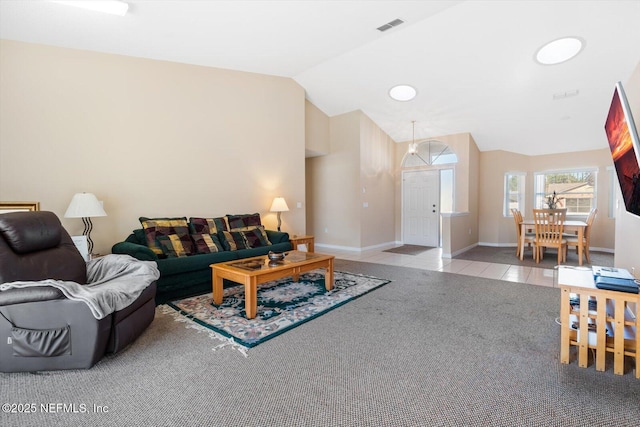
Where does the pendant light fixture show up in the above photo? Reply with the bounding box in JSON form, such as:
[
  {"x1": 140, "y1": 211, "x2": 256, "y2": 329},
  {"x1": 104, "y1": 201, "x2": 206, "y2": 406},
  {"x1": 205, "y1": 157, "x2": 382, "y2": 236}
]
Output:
[
  {"x1": 407, "y1": 121, "x2": 428, "y2": 164},
  {"x1": 406, "y1": 121, "x2": 455, "y2": 166}
]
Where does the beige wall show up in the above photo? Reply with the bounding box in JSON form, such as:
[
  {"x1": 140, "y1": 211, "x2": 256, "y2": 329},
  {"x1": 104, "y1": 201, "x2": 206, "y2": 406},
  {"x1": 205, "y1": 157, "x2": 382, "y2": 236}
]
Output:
[
  {"x1": 306, "y1": 110, "x2": 395, "y2": 249},
  {"x1": 359, "y1": 114, "x2": 395, "y2": 248},
  {"x1": 442, "y1": 213, "x2": 476, "y2": 256},
  {"x1": 306, "y1": 111, "x2": 361, "y2": 248},
  {"x1": 615, "y1": 61, "x2": 640, "y2": 275},
  {"x1": 478, "y1": 148, "x2": 616, "y2": 250},
  {"x1": 0, "y1": 40, "x2": 306, "y2": 254},
  {"x1": 305, "y1": 100, "x2": 330, "y2": 157},
  {"x1": 467, "y1": 134, "x2": 480, "y2": 248},
  {"x1": 478, "y1": 150, "x2": 529, "y2": 245}
]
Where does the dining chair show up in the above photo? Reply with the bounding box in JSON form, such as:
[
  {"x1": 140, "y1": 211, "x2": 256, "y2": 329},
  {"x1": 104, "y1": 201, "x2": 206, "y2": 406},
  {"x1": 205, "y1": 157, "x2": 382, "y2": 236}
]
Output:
[
  {"x1": 565, "y1": 208, "x2": 597, "y2": 264},
  {"x1": 511, "y1": 208, "x2": 534, "y2": 258},
  {"x1": 532, "y1": 208, "x2": 567, "y2": 264}
]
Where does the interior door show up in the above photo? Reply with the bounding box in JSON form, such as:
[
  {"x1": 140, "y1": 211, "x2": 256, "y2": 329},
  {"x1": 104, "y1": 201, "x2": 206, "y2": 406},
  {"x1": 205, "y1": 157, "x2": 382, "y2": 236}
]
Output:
[{"x1": 402, "y1": 170, "x2": 440, "y2": 246}]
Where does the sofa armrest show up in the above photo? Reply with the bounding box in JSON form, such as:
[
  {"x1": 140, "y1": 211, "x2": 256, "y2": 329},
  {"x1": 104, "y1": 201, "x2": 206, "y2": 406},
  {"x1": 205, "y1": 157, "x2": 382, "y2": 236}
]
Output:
[
  {"x1": 266, "y1": 230, "x2": 290, "y2": 244},
  {"x1": 111, "y1": 242, "x2": 158, "y2": 261}
]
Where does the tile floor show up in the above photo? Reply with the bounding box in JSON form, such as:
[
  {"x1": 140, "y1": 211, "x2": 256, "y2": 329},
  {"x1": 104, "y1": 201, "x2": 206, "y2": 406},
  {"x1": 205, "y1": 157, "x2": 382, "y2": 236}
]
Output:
[{"x1": 318, "y1": 245, "x2": 558, "y2": 288}]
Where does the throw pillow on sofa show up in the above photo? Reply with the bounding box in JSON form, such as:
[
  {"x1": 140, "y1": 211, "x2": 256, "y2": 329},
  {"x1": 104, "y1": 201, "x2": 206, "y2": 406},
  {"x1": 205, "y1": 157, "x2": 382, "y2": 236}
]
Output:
[
  {"x1": 221, "y1": 226, "x2": 271, "y2": 251},
  {"x1": 191, "y1": 233, "x2": 225, "y2": 254},
  {"x1": 188, "y1": 217, "x2": 229, "y2": 234},
  {"x1": 229, "y1": 225, "x2": 272, "y2": 245},
  {"x1": 225, "y1": 213, "x2": 262, "y2": 230},
  {"x1": 139, "y1": 217, "x2": 194, "y2": 256},
  {"x1": 157, "y1": 234, "x2": 193, "y2": 257}
]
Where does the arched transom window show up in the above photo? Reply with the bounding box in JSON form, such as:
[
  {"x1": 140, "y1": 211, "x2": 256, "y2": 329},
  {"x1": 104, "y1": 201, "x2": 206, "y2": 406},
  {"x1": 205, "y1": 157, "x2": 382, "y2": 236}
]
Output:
[{"x1": 402, "y1": 140, "x2": 458, "y2": 168}]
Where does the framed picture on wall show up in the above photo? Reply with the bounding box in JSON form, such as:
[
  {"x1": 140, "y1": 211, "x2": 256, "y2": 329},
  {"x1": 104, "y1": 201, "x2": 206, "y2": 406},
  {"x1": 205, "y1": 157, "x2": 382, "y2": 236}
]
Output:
[{"x1": 0, "y1": 201, "x2": 40, "y2": 214}]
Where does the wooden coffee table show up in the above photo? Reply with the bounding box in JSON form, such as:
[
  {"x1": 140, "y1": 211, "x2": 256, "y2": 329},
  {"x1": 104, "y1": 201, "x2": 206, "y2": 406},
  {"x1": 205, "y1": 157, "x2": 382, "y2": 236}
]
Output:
[{"x1": 210, "y1": 250, "x2": 335, "y2": 319}]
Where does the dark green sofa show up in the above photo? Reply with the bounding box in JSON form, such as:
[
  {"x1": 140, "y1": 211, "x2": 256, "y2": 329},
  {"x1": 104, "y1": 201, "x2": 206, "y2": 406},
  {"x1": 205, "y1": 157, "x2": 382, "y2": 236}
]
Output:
[{"x1": 112, "y1": 226, "x2": 291, "y2": 304}]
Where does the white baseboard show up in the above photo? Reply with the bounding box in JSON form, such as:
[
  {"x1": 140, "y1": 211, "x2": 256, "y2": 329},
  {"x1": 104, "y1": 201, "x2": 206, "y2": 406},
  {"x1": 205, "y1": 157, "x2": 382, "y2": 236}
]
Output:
[
  {"x1": 442, "y1": 243, "x2": 478, "y2": 259},
  {"x1": 314, "y1": 243, "x2": 361, "y2": 252},
  {"x1": 361, "y1": 241, "x2": 400, "y2": 252},
  {"x1": 583, "y1": 246, "x2": 614, "y2": 254},
  {"x1": 315, "y1": 240, "x2": 400, "y2": 253},
  {"x1": 478, "y1": 241, "x2": 517, "y2": 248}
]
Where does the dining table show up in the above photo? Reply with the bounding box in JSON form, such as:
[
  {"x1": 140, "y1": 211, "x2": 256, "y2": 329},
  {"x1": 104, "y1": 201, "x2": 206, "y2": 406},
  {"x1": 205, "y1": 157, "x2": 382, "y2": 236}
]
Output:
[{"x1": 519, "y1": 219, "x2": 588, "y2": 265}]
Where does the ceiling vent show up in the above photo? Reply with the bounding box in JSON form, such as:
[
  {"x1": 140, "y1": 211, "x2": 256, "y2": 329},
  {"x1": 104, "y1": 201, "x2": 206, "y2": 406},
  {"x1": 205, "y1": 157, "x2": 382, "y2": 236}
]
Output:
[
  {"x1": 553, "y1": 89, "x2": 579, "y2": 100},
  {"x1": 377, "y1": 18, "x2": 404, "y2": 32}
]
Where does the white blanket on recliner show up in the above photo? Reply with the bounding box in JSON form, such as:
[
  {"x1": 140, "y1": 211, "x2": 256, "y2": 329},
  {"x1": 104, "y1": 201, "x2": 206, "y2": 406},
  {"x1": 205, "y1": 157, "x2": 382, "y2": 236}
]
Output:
[{"x1": 0, "y1": 255, "x2": 160, "y2": 319}]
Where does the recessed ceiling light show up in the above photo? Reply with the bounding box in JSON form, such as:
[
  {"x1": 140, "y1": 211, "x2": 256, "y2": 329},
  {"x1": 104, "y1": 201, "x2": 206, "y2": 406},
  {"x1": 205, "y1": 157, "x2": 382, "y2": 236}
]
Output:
[
  {"x1": 535, "y1": 37, "x2": 584, "y2": 65},
  {"x1": 389, "y1": 85, "x2": 417, "y2": 101}
]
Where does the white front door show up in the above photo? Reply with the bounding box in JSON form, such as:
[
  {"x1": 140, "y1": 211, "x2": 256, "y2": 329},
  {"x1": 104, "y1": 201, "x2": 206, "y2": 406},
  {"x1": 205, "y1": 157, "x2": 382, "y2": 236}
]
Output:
[{"x1": 402, "y1": 170, "x2": 440, "y2": 246}]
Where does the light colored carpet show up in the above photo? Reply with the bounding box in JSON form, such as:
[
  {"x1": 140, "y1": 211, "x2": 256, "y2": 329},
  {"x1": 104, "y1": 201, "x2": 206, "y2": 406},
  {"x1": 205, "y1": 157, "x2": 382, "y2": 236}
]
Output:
[{"x1": 1, "y1": 260, "x2": 638, "y2": 427}]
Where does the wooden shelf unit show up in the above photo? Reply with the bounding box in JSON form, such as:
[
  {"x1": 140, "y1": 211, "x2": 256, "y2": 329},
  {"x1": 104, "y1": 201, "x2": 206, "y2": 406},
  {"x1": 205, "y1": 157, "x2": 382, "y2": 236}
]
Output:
[{"x1": 558, "y1": 268, "x2": 639, "y2": 378}]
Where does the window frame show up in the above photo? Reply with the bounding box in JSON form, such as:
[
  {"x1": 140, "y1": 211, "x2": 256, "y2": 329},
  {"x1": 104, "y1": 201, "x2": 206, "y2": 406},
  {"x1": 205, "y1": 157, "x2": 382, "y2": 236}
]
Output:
[
  {"x1": 504, "y1": 172, "x2": 526, "y2": 217},
  {"x1": 533, "y1": 168, "x2": 598, "y2": 217}
]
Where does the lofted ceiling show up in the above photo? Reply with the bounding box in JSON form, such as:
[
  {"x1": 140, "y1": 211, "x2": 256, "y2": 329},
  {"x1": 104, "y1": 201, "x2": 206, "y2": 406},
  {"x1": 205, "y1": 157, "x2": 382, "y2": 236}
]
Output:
[{"x1": 1, "y1": 0, "x2": 639, "y2": 156}]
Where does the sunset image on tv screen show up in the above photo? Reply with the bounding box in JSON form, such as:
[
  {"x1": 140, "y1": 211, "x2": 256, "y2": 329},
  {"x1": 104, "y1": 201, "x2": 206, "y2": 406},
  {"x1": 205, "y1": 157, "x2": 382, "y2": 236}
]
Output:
[{"x1": 605, "y1": 85, "x2": 640, "y2": 216}]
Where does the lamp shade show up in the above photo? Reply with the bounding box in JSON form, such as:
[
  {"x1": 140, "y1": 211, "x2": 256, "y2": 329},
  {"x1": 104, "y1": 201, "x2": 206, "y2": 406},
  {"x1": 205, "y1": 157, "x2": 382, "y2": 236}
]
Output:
[
  {"x1": 64, "y1": 193, "x2": 107, "y2": 218},
  {"x1": 270, "y1": 197, "x2": 289, "y2": 212}
]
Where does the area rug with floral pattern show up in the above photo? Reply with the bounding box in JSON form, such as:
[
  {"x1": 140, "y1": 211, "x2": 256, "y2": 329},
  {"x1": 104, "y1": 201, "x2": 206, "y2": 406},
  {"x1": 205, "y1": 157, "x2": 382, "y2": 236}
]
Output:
[{"x1": 163, "y1": 270, "x2": 391, "y2": 349}]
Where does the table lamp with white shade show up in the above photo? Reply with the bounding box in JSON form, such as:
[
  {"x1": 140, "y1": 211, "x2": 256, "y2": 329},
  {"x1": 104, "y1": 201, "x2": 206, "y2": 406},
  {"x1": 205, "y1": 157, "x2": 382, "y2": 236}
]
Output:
[
  {"x1": 270, "y1": 197, "x2": 289, "y2": 232},
  {"x1": 64, "y1": 192, "x2": 107, "y2": 255}
]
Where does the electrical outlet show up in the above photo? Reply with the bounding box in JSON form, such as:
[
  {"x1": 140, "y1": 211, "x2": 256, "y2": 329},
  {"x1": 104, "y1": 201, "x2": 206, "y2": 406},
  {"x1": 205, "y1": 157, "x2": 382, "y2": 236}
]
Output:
[
  {"x1": 324, "y1": 227, "x2": 328, "y2": 233},
  {"x1": 468, "y1": 228, "x2": 471, "y2": 235}
]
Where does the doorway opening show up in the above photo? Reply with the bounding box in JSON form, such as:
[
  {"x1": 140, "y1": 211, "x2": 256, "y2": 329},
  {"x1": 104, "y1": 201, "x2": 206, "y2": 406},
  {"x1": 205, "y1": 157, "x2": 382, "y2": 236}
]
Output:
[{"x1": 401, "y1": 141, "x2": 457, "y2": 247}]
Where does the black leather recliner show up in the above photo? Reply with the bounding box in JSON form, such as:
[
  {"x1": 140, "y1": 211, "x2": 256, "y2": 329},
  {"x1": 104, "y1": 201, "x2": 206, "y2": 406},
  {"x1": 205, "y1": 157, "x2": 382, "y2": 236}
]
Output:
[{"x1": 0, "y1": 211, "x2": 157, "y2": 372}]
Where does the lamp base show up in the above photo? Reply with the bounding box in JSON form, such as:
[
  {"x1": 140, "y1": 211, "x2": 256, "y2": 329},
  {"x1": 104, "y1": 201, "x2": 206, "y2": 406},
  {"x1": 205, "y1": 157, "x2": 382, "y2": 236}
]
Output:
[{"x1": 82, "y1": 217, "x2": 95, "y2": 255}]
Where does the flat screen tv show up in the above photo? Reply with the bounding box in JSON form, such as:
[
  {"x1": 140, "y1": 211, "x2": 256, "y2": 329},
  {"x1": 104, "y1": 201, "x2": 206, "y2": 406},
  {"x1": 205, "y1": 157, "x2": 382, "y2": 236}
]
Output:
[{"x1": 604, "y1": 81, "x2": 640, "y2": 217}]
